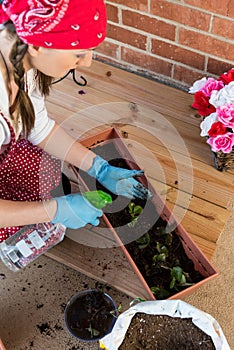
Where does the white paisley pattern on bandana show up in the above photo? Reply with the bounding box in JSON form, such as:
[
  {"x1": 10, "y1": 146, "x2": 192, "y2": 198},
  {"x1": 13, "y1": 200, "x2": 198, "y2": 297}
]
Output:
[
  {"x1": 1, "y1": 0, "x2": 106, "y2": 50},
  {"x1": 11, "y1": 0, "x2": 69, "y2": 36}
]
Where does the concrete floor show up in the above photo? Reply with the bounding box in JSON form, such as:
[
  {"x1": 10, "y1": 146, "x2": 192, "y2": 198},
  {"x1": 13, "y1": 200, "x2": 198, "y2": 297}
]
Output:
[
  {"x1": 0, "y1": 254, "x2": 132, "y2": 350},
  {"x1": 0, "y1": 210, "x2": 233, "y2": 350}
]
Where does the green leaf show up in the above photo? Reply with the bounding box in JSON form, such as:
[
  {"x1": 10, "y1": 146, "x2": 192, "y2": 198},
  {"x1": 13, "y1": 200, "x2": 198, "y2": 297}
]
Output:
[
  {"x1": 127, "y1": 217, "x2": 138, "y2": 228},
  {"x1": 165, "y1": 233, "x2": 173, "y2": 245},
  {"x1": 136, "y1": 232, "x2": 150, "y2": 249},
  {"x1": 171, "y1": 266, "x2": 183, "y2": 282},
  {"x1": 180, "y1": 274, "x2": 187, "y2": 285},
  {"x1": 129, "y1": 297, "x2": 146, "y2": 307},
  {"x1": 128, "y1": 202, "x2": 135, "y2": 214},
  {"x1": 133, "y1": 205, "x2": 143, "y2": 216},
  {"x1": 150, "y1": 286, "x2": 160, "y2": 294},
  {"x1": 157, "y1": 253, "x2": 166, "y2": 262},
  {"x1": 170, "y1": 277, "x2": 175, "y2": 289},
  {"x1": 86, "y1": 324, "x2": 100, "y2": 338}
]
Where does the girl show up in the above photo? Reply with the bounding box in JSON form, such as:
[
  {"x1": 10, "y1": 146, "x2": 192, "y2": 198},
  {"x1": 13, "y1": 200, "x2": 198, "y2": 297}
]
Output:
[{"x1": 0, "y1": 0, "x2": 151, "y2": 243}]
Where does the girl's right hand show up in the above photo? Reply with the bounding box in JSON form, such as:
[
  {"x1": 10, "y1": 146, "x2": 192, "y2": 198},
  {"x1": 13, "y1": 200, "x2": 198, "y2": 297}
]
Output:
[{"x1": 51, "y1": 194, "x2": 103, "y2": 229}]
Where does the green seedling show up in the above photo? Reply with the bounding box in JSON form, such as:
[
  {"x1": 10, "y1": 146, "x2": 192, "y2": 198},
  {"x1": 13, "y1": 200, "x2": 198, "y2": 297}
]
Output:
[
  {"x1": 129, "y1": 297, "x2": 146, "y2": 307},
  {"x1": 110, "y1": 304, "x2": 122, "y2": 318},
  {"x1": 152, "y1": 242, "x2": 169, "y2": 263},
  {"x1": 170, "y1": 266, "x2": 194, "y2": 290},
  {"x1": 136, "y1": 232, "x2": 150, "y2": 249},
  {"x1": 86, "y1": 323, "x2": 100, "y2": 338},
  {"x1": 127, "y1": 202, "x2": 143, "y2": 227}
]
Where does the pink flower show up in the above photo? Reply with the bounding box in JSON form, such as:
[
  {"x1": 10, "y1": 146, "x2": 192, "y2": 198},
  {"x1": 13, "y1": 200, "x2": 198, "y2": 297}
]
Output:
[
  {"x1": 217, "y1": 103, "x2": 234, "y2": 128},
  {"x1": 200, "y1": 78, "x2": 224, "y2": 97},
  {"x1": 207, "y1": 133, "x2": 234, "y2": 153}
]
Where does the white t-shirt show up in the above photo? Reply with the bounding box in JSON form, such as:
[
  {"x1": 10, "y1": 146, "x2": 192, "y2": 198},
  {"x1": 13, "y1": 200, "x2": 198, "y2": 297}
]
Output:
[{"x1": 0, "y1": 69, "x2": 55, "y2": 151}]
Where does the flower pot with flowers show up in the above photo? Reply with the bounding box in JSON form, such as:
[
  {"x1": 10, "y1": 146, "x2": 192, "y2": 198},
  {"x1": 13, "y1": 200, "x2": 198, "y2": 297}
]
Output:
[{"x1": 189, "y1": 68, "x2": 234, "y2": 171}]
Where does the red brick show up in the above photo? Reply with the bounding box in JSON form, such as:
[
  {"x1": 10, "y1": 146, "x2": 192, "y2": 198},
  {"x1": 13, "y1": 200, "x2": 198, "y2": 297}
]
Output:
[
  {"x1": 173, "y1": 65, "x2": 205, "y2": 86},
  {"x1": 184, "y1": 0, "x2": 234, "y2": 17},
  {"x1": 122, "y1": 10, "x2": 176, "y2": 41},
  {"x1": 212, "y1": 17, "x2": 234, "y2": 40},
  {"x1": 179, "y1": 28, "x2": 234, "y2": 61},
  {"x1": 106, "y1": 4, "x2": 119, "y2": 23},
  {"x1": 150, "y1": 0, "x2": 210, "y2": 31},
  {"x1": 207, "y1": 58, "x2": 234, "y2": 76},
  {"x1": 151, "y1": 39, "x2": 205, "y2": 70},
  {"x1": 109, "y1": 0, "x2": 148, "y2": 12},
  {"x1": 107, "y1": 23, "x2": 147, "y2": 50},
  {"x1": 121, "y1": 47, "x2": 172, "y2": 76},
  {"x1": 96, "y1": 40, "x2": 119, "y2": 59}
]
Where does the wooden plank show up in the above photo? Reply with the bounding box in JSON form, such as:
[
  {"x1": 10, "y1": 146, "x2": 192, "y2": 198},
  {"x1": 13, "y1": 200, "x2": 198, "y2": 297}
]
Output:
[
  {"x1": 116, "y1": 125, "x2": 233, "y2": 209},
  {"x1": 148, "y1": 179, "x2": 230, "y2": 244},
  {"x1": 75, "y1": 61, "x2": 199, "y2": 126},
  {"x1": 46, "y1": 236, "x2": 151, "y2": 300}
]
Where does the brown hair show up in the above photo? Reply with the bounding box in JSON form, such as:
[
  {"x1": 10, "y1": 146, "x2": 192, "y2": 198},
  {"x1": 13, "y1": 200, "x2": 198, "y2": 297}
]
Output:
[{"x1": 3, "y1": 21, "x2": 53, "y2": 137}]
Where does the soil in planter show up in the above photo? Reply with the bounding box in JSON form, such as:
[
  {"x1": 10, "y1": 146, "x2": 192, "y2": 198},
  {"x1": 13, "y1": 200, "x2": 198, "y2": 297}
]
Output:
[
  {"x1": 65, "y1": 290, "x2": 116, "y2": 340},
  {"x1": 119, "y1": 313, "x2": 215, "y2": 350},
  {"x1": 77, "y1": 142, "x2": 204, "y2": 299}
]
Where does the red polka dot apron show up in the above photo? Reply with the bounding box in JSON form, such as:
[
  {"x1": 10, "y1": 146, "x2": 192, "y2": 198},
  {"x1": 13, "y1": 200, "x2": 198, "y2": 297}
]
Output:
[{"x1": 0, "y1": 114, "x2": 61, "y2": 242}]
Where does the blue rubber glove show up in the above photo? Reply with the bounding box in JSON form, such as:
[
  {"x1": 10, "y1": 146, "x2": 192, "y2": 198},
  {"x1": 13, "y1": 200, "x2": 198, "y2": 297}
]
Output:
[
  {"x1": 88, "y1": 156, "x2": 152, "y2": 199},
  {"x1": 51, "y1": 193, "x2": 103, "y2": 229}
]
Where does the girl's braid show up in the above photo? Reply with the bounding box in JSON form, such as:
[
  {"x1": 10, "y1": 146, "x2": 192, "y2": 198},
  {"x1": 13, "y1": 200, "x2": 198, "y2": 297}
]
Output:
[{"x1": 9, "y1": 36, "x2": 35, "y2": 137}]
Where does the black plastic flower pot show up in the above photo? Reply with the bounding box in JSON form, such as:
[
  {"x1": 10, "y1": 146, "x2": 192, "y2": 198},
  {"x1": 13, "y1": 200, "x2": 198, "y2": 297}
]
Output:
[{"x1": 64, "y1": 289, "x2": 118, "y2": 342}]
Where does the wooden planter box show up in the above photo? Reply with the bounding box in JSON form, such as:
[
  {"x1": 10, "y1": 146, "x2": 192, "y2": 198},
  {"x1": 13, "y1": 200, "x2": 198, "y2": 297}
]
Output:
[{"x1": 70, "y1": 127, "x2": 218, "y2": 300}]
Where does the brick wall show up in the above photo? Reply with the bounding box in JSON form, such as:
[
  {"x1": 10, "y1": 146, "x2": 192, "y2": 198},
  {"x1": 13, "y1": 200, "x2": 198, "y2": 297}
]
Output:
[{"x1": 95, "y1": 0, "x2": 234, "y2": 90}]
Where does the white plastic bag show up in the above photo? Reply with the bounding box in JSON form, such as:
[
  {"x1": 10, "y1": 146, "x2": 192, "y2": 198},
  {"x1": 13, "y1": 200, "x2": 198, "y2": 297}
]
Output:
[{"x1": 99, "y1": 300, "x2": 230, "y2": 350}]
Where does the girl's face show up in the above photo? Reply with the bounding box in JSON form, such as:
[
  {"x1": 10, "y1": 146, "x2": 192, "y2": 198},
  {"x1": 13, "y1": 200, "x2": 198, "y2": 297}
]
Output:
[{"x1": 25, "y1": 46, "x2": 94, "y2": 78}]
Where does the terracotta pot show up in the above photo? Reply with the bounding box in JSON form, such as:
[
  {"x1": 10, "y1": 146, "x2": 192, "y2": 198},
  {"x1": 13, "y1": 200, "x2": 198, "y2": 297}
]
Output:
[{"x1": 71, "y1": 127, "x2": 218, "y2": 300}]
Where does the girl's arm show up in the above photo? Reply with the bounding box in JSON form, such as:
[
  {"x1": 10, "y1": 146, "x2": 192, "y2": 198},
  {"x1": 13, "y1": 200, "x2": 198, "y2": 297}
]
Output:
[
  {"x1": 38, "y1": 122, "x2": 96, "y2": 171},
  {"x1": 0, "y1": 198, "x2": 57, "y2": 227}
]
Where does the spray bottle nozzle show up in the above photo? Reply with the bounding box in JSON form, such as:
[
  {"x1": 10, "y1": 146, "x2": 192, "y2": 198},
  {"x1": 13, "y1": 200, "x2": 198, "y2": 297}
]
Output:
[{"x1": 84, "y1": 190, "x2": 112, "y2": 209}]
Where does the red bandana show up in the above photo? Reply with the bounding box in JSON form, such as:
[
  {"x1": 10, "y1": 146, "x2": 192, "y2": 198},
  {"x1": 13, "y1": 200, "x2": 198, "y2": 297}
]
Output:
[{"x1": 0, "y1": 0, "x2": 107, "y2": 49}]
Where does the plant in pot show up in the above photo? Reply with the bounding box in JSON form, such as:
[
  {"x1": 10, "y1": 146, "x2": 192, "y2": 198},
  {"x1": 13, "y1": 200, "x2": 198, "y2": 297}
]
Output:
[
  {"x1": 64, "y1": 289, "x2": 118, "y2": 342},
  {"x1": 99, "y1": 300, "x2": 230, "y2": 350},
  {"x1": 71, "y1": 127, "x2": 218, "y2": 301}
]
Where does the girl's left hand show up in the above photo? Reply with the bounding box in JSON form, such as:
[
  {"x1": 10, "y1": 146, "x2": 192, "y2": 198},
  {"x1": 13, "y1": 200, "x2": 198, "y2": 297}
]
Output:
[{"x1": 88, "y1": 156, "x2": 152, "y2": 199}]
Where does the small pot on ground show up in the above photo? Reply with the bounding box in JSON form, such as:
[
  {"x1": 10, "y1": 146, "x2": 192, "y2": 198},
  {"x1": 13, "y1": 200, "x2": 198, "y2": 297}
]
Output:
[
  {"x1": 64, "y1": 289, "x2": 118, "y2": 342},
  {"x1": 99, "y1": 300, "x2": 230, "y2": 350}
]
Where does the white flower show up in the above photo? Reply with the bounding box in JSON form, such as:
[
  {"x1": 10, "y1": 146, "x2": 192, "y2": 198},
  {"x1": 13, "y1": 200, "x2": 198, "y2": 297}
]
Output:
[
  {"x1": 188, "y1": 77, "x2": 207, "y2": 93},
  {"x1": 200, "y1": 113, "x2": 218, "y2": 137},
  {"x1": 209, "y1": 81, "x2": 234, "y2": 108}
]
